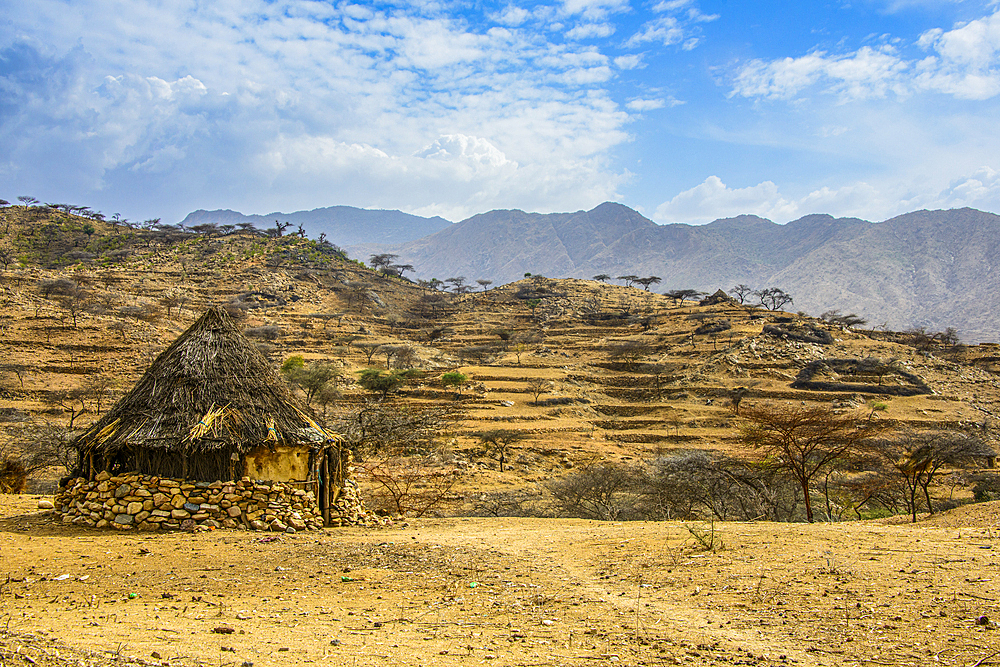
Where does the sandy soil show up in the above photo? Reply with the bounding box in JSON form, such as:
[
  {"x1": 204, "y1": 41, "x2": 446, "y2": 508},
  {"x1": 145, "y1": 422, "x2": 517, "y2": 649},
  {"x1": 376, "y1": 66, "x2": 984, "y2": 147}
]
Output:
[{"x1": 2, "y1": 495, "x2": 999, "y2": 667}]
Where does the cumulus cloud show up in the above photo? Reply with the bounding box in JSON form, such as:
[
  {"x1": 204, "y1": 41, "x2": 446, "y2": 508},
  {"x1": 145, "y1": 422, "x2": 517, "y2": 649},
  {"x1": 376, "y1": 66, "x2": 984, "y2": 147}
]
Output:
[
  {"x1": 0, "y1": 0, "x2": 643, "y2": 221},
  {"x1": 654, "y1": 176, "x2": 798, "y2": 224},
  {"x1": 654, "y1": 169, "x2": 1000, "y2": 225},
  {"x1": 731, "y1": 9, "x2": 1000, "y2": 102}
]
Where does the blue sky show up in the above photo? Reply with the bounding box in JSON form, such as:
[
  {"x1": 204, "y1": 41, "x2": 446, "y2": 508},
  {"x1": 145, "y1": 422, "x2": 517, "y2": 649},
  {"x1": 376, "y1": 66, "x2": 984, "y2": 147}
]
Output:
[{"x1": 2, "y1": 0, "x2": 1000, "y2": 225}]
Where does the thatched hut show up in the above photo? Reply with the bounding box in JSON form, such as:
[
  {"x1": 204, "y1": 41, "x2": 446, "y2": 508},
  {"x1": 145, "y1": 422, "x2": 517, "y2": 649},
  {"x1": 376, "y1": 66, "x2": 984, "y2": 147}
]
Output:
[{"x1": 69, "y1": 307, "x2": 346, "y2": 526}]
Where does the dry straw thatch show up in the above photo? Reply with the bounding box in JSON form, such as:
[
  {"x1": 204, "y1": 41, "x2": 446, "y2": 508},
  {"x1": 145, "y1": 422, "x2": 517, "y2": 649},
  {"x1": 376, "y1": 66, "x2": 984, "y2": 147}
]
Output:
[{"x1": 74, "y1": 307, "x2": 336, "y2": 481}]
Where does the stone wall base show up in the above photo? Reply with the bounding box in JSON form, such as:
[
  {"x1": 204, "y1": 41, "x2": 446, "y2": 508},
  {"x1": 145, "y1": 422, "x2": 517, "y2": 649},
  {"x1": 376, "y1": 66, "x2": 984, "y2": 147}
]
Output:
[{"x1": 55, "y1": 471, "x2": 368, "y2": 532}]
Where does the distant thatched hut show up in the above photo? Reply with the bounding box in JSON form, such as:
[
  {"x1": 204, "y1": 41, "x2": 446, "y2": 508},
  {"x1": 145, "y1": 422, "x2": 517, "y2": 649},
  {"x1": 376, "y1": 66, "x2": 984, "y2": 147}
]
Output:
[{"x1": 71, "y1": 307, "x2": 344, "y2": 526}]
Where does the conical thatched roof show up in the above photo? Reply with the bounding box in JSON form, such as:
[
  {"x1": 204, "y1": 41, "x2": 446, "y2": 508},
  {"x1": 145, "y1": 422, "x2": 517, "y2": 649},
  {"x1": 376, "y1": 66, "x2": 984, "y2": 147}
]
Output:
[{"x1": 75, "y1": 307, "x2": 331, "y2": 479}]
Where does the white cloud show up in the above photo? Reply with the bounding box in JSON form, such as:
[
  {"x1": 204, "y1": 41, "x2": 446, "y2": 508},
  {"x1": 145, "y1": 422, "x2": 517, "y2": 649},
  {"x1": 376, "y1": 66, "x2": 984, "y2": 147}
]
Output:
[
  {"x1": 937, "y1": 166, "x2": 1000, "y2": 208},
  {"x1": 566, "y1": 23, "x2": 616, "y2": 39},
  {"x1": 495, "y1": 5, "x2": 531, "y2": 26},
  {"x1": 654, "y1": 176, "x2": 798, "y2": 223},
  {"x1": 625, "y1": 16, "x2": 685, "y2": 47},
  {"x1": 626, "y1": 98, "x2": 666, "y2": 110},
  {"x1": 731, "y1": 46, "x2": 909, "y2": 101},
  {"x1": 614, "y1": 53, "x2": 645, "y2": 69},
  {"x1": 0, "y1": 0, "x2": 637, "y2": 221},
  {"x1": 560, "y1": 0, "x2": 630, "y2": 20},
  {"x1": 654, "y1": 168, "x2": 1000, "y2": 225},
  {"x1": 624, "y1": 1, "x2": 716, "y2": 49},
  {"x1": 913, "y1": 11, "x2": 1000, "y2": 98},
  {"x1": 732, "y1": 9, "x2": 1000, "y2": 102}
]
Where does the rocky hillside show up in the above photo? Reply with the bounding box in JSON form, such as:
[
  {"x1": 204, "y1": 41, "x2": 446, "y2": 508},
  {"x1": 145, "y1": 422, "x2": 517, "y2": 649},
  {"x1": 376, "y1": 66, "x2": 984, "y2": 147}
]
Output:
[
  {"x1": 358, "y1": 203, "x2": 1000, "y2": 343},
  {"x1": 1, "y1": 202, "x2": 998, "y2": 518}
]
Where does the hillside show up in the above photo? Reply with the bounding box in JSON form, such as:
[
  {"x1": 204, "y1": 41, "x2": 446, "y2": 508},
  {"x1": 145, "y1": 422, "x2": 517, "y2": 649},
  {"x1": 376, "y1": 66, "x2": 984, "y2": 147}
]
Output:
[
  {"x1": 359, "y1": 203, "x2": 1000, "y2": 343},
  {"x1": 1, "y1": 202, "x2": 998, "y2": 517}
]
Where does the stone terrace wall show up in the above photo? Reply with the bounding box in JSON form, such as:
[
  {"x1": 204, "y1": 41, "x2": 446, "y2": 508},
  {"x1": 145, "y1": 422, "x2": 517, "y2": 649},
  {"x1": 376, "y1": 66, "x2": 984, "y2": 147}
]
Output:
[{"x1": 55, "y1": 471, "x2": 368, "y2": 532}]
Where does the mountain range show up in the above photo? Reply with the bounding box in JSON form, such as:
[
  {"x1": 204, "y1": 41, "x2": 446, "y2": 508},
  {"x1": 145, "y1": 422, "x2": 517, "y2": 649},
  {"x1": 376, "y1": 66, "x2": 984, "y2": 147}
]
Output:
[
  {"x1": 179, "y1": 206, "x2": 450, "y2": 246},
  {"x1": 181, "y1": 202, "x2": 1000, "y2": 343}
]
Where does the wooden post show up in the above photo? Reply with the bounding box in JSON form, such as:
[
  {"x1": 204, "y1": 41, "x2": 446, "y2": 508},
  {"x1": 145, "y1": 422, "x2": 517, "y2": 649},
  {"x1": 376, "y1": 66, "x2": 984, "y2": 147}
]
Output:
[{"x1": 321, "y1": 450, "x2": 331, "y2": 526}]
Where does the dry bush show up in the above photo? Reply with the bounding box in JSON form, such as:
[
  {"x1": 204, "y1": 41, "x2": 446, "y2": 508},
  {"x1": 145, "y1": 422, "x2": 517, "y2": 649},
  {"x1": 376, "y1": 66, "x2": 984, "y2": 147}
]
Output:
[
  {"x1": 358, "y1": 454, "x2": 459, "y2": 518},
  {"x1": 547, "y1": 460, "x2": 643, "y2": 521}
]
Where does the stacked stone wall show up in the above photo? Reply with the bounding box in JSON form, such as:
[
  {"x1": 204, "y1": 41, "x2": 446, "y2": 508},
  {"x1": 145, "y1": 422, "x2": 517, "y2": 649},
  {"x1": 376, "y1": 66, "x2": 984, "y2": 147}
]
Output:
[{"x1": 55, "y1": 471, "x2": 367, "y2": 532}]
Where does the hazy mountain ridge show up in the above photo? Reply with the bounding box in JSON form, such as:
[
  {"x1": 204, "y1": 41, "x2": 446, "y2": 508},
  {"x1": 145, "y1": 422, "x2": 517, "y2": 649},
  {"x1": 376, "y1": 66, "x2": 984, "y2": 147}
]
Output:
[
  {"x1": 355, "y1": 203, "x2": 998, "y2": 342},
  {"x1": 180, "y1": 206, "x2": 451, "y2": 246}
]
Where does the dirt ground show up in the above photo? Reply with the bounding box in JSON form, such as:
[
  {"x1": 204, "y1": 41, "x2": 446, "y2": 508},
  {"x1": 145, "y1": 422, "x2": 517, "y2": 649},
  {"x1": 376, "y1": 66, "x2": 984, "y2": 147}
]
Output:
[{"x1": 2, "y1": 496, "x2": 999, "y2": 667}]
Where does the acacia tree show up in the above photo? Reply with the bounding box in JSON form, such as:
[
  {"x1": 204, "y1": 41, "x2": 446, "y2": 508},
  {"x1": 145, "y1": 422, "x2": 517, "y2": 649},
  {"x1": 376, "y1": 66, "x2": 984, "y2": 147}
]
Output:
[
  {"x1": 666, "y1": 289, "x2": 705, "y2": 306},
  {"x1": 592, "y1": 274, "x2": 611, "y2": 283},
  {"x1": 617, "y1": 275, "x2": 639, "y2": 288},
  {"x1": 446, "y1": 276, "x2": 470, "y2": 294},
  {"x1": 820, "y1": 309, "x2": 868, "y2": 328},
  {"x1": 369, "y1": 253, "x2": 399, "y2": 271},
  {"x1": 357, "y1": 368, "x2": 404, "y2": 399},
  {"x1": 441, "y1": 371, "x2": 468, "y2": 396},
  {"x1": 874, "y1": 430, "x2": 995, "y2": 522},
  {"x1": 473, "y1": 429, "x2": 525, "y2": 472},
  {"x1": 755, "y1": 287, "x2": 793, "y2": 311},
  {"x1": 739, "y1": 402, "x2": 885, "y2": 522},
  {"x1": 635, "y1": 276, "x2": 662, "y2": 291}
]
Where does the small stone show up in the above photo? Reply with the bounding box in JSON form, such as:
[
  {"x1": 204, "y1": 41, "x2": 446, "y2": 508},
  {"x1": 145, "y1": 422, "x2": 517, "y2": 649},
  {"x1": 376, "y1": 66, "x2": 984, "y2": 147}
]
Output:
[
  {"x1": 171, "y1": 509, "x2": 191, "y2": 519},
  {"x1": 227, "y1": 506, "x2": 242, "y2": 517},
  {"x1": 114, "y1": 514, "x2": 134, "y2": 525},
  {"x1": 183, "y1": 502, "x2": 201, "y2": 513},
  {"x1": 180, "y1": 519, "x2": 196, "y2": 532},
  {"x1": 37, "y1": 499, "x2": 54, "y2": 510},
  {"x1": 126, "y1": 501, "x2": 144, "y2": 515}
]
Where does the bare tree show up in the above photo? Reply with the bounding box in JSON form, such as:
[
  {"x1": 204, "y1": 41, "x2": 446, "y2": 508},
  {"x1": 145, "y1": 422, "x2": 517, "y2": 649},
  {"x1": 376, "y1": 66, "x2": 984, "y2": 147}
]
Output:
[
  {"x1": 57, "y1": 285, "x2": 91, "y2": 328},
  {"x1": 731, "y1": 284, "x2": 754, "y2": 304},
  {"x1": 548, "y1": 461, "x2": 641, "y2": 520},
  {"x1": 607, "y1": 339, "x2": 653, "y2": 369},
  {"x1": 83, "y1": 373, "x2": 117, "y2": 415},
  {"x1": 49, "y1": 388, "x2": 89, "y2": 428},
  {"x1": 526, "y1": 377, "x2": 550, "y2": 404},
  {"x1": 356, "y1": 341, "x2": 381, "y2": 365}
]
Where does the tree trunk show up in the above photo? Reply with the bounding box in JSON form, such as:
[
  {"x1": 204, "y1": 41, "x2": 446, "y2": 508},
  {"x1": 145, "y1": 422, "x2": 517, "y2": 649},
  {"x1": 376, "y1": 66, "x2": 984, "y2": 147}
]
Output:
[{"x1": 801, "y1": 477, "x2": 814, "y2": 522}]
